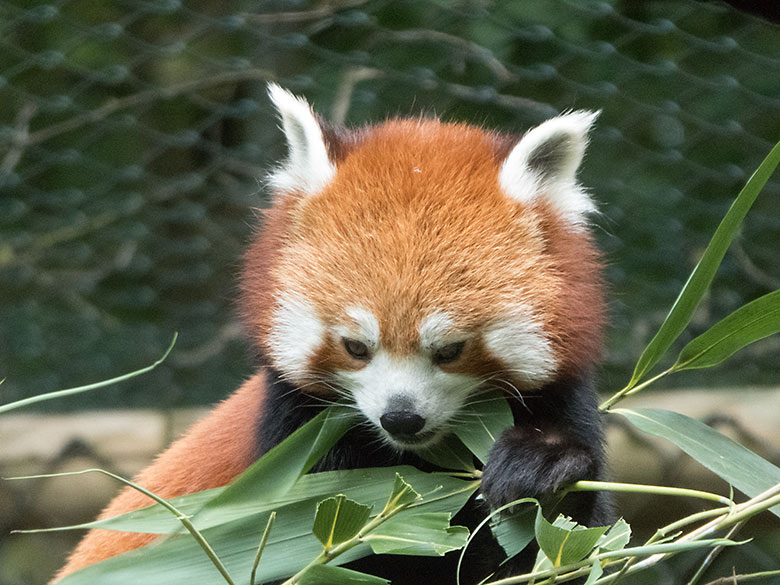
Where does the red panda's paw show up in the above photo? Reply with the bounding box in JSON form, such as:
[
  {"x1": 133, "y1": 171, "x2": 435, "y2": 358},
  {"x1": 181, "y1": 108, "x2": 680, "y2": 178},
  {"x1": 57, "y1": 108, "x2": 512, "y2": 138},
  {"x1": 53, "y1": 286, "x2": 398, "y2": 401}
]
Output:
[{"x1": 480, "y1": 426, "x2": 595, "y2": 510}]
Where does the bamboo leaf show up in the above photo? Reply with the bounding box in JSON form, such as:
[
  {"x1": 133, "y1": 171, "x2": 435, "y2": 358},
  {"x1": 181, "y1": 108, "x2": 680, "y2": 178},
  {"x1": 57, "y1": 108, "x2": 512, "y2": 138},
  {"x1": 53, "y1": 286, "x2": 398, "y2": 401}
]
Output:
[
  {"x1": 491, "y1": 501, "x2": 538, "y2": 561},
  {"x1": 596, "y1": 518, "x2": 631, "y2": 552},
  {"x1": 297, "y1": 565, "x2": 388, "y2": 585},
  {"x1": 417, "y1": 434, "x2": 476, "y2": 472},
  {"x1": 614, "y1": 408, "x2": 780, "y2": 517},
  {"x1": 673, "y1": 289, "x2": 780, "y2": 371},
  {"x1": 584, "y1": 558, "x2": 603, "y2": 585},
  {"x1": 37, "y1": 466, "x2": 470, "y2": 536},
  {"x1": 628, "y1": 139, "x2": 780, "y2": 388},
  {"x1": 312, "y1": 495, "x2": 372, "y2": 548},
  {"x1": 383, "y1": 473, "x2": 421, "y2": 512},
  {"x1": 55, "y1": 466, "x2": 477, "y2": 585},
  {"x1": 454, "y1": 390, "x2": 513, "y2": 464},
  {"x1": 192, "y1": 406, "x2": 356, "y2": 529},
  {"x1": 535, "y1": 511, "x2": 608, "y2": 567},
  {"x1": 367, "y1": 512, "x2": 469, "y2": 556}
]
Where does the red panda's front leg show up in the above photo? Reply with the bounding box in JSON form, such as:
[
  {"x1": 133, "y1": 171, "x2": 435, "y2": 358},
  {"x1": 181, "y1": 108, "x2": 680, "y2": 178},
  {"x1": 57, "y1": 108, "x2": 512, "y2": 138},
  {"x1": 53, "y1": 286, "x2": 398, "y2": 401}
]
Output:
[
  {"x1": 480, "y1": 375, "x2": 611, "y2": 523},
  {"x1": 478, "y1": 376, "x2": 612, "y2": 580},
  {"x1": 481, "y1": 425, "x2": 597, "y2": 510}
]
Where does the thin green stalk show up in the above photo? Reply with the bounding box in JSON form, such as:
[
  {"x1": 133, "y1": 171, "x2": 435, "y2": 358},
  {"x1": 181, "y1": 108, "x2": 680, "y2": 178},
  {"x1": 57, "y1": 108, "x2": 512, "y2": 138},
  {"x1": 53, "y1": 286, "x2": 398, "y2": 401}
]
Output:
[
  {"x1": 599, "y1": 368, "x2": 673, "y2": 411},
  {"x1": 8, "y1": 468, "x2": 235, "y2": 585},
  {"x1": 608, "y1": 505, "x2": 734, "y2": 583},
  {"x1": 611, "y1": 485, "x2": 780, "y2": 579},
  {"x1": 484, "y1": 540, "x2": 736, "y2": 585},
  {"x1": 651, "y1": 507, "x2": 732, "y2": 541},
  {"x1": 0, "y1": 333, "x2": 177, "y2": 414},
  {"x1": 677, "y1": 482, "x2": 780, "y2": 545},
  {"x1": 567, "y1": 478, "x2": 734, "y2": 583},
  {"x1": 568, "y1": 480, "x2": 734, "y2": 507},
  {"x1": 686, "y1": 521, "x2": 745, "y2": 585},
  {"x1": 702, "y1": 569, "x2": 780, "y2": 585},
  {"x1": 250, "y1": 511, "x2": 276, "y2": 585},
  {"x1": 683, "y1": 491, "x2": 780, "y2": 543}
]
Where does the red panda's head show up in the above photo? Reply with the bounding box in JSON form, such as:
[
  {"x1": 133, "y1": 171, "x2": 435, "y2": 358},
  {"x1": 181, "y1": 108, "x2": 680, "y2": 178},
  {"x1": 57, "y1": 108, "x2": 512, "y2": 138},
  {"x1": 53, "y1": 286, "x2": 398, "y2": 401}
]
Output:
[{"x1": 241, "y1": 85, "x2": 604, "y2": 449}]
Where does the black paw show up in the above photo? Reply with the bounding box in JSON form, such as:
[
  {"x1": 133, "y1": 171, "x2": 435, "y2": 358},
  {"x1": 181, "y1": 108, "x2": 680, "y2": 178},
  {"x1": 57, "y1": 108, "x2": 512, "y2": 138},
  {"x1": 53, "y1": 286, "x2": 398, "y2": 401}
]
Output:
[{"x1": 481, "y1": 426, "x2": 594, "y2": 510}]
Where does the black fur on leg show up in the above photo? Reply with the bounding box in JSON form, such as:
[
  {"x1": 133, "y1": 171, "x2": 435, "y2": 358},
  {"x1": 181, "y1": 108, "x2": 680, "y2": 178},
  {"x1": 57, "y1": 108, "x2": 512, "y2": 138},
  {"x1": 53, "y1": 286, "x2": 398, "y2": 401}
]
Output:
[{"x1": 482, "y1": 373, "x2": 614, "y2": 581}]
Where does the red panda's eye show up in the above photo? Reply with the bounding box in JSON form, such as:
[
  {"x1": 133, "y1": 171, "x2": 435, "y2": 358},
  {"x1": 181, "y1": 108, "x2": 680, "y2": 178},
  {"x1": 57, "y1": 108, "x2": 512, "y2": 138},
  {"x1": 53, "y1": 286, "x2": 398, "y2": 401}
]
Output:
[
  {"x1": 343, "y1": 338, "x2": 371, "y2": 360},
  {"x1": 433, "y1": 341, "x2": 465, "y2": 365}
]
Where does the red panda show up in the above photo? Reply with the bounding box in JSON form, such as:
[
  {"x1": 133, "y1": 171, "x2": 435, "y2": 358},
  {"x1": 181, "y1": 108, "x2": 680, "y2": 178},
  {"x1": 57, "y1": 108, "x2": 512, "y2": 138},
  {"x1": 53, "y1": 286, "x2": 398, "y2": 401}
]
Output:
[{"x1": 54, "y1": 85, "x2": 610, "y2": 583}]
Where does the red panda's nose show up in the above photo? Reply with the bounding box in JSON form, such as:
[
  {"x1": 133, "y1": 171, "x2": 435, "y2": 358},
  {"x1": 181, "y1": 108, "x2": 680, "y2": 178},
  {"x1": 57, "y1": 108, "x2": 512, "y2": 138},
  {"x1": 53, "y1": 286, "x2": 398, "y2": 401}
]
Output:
[{"x1": 380, "y1": 410, "x2": 426, "y2": 436}]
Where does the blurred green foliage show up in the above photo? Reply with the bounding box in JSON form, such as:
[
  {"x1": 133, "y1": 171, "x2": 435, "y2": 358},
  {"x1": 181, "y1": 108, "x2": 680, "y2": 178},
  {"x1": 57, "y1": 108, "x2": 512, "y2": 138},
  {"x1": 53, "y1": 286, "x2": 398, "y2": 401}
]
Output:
[{"x1": 1, "y1": 0, "x2": 780, "y2": 411}]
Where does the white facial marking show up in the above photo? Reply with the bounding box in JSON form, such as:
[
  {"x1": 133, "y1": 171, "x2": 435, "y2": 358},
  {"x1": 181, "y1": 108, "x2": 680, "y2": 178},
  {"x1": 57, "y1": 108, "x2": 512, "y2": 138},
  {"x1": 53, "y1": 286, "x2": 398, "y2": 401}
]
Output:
[
  {"x1": 483, "y1": 306, "x2": 557, "y2": 387},
  {"x1": 268, "y1": 294, "x2": 325, "y2": 376},
  {"x1": 336, "y1": 350, "x2": 479, "y2": 450},
  {"x1": 347, "y1": 306, "x2": 380, "y2": 346},
  {"x1": 499, "y1": 110, "x2": 599, "y2": 227},
  {"x1": 332, "y1": 306, "x2": 380, "y2": 349},
  {"x1": 419, "y1": 311, "x2": 457, "y2": 350},
  {"x1": 267, "y1": 83, "x2": 336, "y2": 197}
]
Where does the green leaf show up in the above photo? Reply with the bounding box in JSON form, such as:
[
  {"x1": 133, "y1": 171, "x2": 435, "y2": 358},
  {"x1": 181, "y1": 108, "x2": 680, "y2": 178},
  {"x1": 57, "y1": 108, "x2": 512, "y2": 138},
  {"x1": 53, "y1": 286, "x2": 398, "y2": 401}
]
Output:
[
  {"x1": 56, "y1": 466, "x2": 478, "y2": 585},
  {"x1": 673, "y1": 289, "x2": 780, "y2": 371},
  {"x1": 614, "y1": 408, "x2": 780, "y2": 517},
  {"x1": 490, "y1": 501, "x2": 539, "y2": 561},
  {"x1": 417, "y1": 434, "x2": 476, "y2": 472},
  {"x1": 454, "y1": 390, "x2": 514, "y2": 464},
  {"x1": 192, "y1": 406, "x2": 356, "y2": 529},
  {"x1": 547, "y1": 514, "x2": 579, "y2": 531},
  {"x1": 534, "y1": 511, "x2": 608, "y2": 567},
  {"x1": 383, "y1": 473, "x2": 421, "y2": 512},
  {"x1": 532, "y1": 547, "x2": 553, "y2": 573},
  {"x1": 596, "y1": 518, "x2": 631, "y2": 552},
  {"x1": 313, "y1": 495, "x2": 372, "y2": 548},
  {"x1": 368, "y1": 512, "x2": 469, "y2": 556},
  {"x1": 297, "y1": 565, "x2": 388, "y2": 585},
  {"x1": 584, "y1": 558, "x2": 603, "y2": 585},
  {"x1": 48, "y1": 467, "x2": 472, "y2": 537},
  {"x1": 628, "y1": 139, "x2": 780, "y2": 387}
]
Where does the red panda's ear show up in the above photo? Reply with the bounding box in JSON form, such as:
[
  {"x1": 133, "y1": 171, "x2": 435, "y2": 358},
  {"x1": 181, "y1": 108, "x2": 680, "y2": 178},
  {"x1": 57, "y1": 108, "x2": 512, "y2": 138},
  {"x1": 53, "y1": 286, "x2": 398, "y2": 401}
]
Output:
[
  {"x1": 499, "y1": 110, "x2": 599, "y2": 226},
  {"x1": 267, "y1": 83, "x2": 336, "y2": 197}
]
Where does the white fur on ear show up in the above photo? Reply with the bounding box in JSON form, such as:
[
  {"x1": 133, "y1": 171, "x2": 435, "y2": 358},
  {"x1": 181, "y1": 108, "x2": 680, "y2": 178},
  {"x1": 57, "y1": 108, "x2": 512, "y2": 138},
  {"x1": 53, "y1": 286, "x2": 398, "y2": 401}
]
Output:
[
  {"x1": 267, "y1": 83, "x2": 336, "y2": 196},
  {"x1": 499, "y1": 110, "x2": 599, "y2": 225}
]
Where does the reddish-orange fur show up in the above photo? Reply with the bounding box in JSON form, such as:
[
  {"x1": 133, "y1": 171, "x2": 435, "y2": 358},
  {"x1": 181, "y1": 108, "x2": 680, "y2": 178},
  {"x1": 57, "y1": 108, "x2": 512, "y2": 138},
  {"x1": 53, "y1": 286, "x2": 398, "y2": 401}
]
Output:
[
  {"x1": 54, "y1": 374, "x2": 266, "y2": 581},
  {"x1": 242, "y1": 119, "x2": 603, "y2": 386},
  {"x1": 55, "y1": 115, "x2": 604, "y2": 581}
]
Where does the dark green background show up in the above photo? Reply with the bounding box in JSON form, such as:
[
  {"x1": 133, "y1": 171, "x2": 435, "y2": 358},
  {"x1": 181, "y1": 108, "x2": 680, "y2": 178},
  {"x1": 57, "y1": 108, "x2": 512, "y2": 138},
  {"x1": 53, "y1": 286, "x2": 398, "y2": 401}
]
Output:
[{"x1": 1, "y1": 0, "x2": 779, "y2": 405}]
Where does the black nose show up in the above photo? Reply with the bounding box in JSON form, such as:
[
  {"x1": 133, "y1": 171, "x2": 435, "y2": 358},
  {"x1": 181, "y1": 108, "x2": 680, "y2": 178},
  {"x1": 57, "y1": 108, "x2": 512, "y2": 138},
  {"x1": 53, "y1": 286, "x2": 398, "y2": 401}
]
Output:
[{"x1": 380, "y1": 410, "x2": 426, "y2": 437}]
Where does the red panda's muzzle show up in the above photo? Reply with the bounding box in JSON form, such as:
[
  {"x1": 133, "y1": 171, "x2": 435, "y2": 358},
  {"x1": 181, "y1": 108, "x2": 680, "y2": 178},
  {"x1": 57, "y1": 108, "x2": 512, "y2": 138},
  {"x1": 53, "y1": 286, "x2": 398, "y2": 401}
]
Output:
[{"x1": 379, "y1": 395, "x2": 426, "y2": 438}]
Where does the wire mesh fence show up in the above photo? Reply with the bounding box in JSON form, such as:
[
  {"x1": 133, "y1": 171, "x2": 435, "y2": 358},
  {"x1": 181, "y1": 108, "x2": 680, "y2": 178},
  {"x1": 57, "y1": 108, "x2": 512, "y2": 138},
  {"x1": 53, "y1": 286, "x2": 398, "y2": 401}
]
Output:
[
  {"x1": 1, "y1": 0, "x2": 779, "y2": 410},
  {"x1": 2, "y1": 2, "x2": 780, "y2": 583}
]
